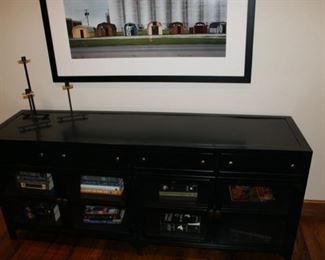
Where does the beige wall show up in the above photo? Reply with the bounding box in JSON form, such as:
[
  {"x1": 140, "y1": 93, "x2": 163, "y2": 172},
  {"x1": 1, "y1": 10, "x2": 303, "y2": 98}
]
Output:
[{"x1": 0, "y1": 0, "x2": 324, "y2": 199}]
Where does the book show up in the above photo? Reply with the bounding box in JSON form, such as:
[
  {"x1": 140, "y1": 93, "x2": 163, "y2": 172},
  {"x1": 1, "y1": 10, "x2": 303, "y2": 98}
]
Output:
[
  {"x1": 80, "y1": 176, "x2": 124, "y2": 196},
  {"x1": 83, "y1": 205, "x2": 125, "y2": 225},
  {"x1": 80, "y1": 184, "x2": 123, "y2": 191},
  {"x1": 85, "y1": 205, "x2": 121, "y2": 215},
  {"x1": 16, "y1": 172, "x2": 52, "y2": 181},
  {"x1": 81, "y1": 176, "x2": 123, "y2": 187},
  {"x1": 229, "y1": 186, "x2": 275, "y2": 202},
  {"x1": 80, "y1": 188, "x2": 123, "y2": 196}
]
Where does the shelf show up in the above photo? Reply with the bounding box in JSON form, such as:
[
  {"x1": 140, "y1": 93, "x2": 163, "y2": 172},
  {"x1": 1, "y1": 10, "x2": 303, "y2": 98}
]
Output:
[
  {"x1": 79, "y1": 193, "x2": 125, "y2": 206},
  {"x1": 4, "y1": 186, "x2": 57, "y2": 201},
  {"x1": 143, "y1": 201, "x2": 208, "y2": 211},
  {"x1": 145, "y1": 231, "x2": 206, "y2": 242}
]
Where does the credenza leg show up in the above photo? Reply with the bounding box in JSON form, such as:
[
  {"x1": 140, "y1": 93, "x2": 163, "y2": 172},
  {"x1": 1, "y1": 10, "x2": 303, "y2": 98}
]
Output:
[{"x1": 7, "y1": 227, "x2": 17, "y2": 240}]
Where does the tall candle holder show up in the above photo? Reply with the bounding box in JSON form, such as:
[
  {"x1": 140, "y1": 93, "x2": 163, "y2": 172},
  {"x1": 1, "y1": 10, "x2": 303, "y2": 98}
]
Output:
[
  {"x1": 57, "y1": 82, "x2": 87, "y2": 123},
  {"x1": 18, "y1": 56, "x2": 50, "y2": 132}
]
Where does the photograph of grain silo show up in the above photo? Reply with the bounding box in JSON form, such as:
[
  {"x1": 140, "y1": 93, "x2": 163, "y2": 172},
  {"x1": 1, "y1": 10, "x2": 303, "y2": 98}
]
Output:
[{"x1": 64, "y1": 0, "x2": 227, "y2": 59}]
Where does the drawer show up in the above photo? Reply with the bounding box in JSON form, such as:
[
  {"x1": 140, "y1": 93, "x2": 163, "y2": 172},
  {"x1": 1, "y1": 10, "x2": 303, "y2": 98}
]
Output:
[
  {"x1": 219, "y1": 152, "x2": 308, "y2": 174},
  {"x1": 9, "y1": 143, "x2": 54, "y2": 166},
  {"x1": 6, "y1": 143, "x2": 129, "y2": 169},
  {"x1": 54, "y1": 148, "x2": 129, "y2": 170},
  {"x1": 135, "y1": 152, "x2": 215, "y2": 172}
]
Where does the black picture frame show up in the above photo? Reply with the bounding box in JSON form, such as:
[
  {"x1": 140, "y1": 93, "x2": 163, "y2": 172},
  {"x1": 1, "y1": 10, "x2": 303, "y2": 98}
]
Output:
[{"x1": 39, "y1": 0, "x2": 255, "y2": 83}]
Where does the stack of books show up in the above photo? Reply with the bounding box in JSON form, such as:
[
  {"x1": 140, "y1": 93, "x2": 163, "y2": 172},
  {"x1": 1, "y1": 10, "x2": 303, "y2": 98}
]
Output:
[
  {"x1": 80, "y1": 176, "x2": 124, "y2": 196},
  {"x1": 16, "y1": 171, "x2": 54, "y2": 191},
  {"x1": 83, "y1": 205, "x2": 125, "y2": 224},
  {"x1": 229, "y1": 185, "x2": 275, "y2": 202},
  {"x1": 160, "y1": 212, "x2": 201, "y2": 234}
]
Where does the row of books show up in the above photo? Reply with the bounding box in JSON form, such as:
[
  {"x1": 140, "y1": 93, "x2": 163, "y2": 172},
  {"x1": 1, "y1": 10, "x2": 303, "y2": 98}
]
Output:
[
  {"x1": 80, "y1": 176, "x2": 124, "y2": 196},
  {"x1": 160, "y1": 212, "x2": 201, "y2": 234},
  {"x1": 16, "y1": 171, "x2": 54, "y2": 191},
  {"x1": 83, "y1": 205, "x2": 125, "y2": 224},
  {"x1": 229, "y1": 185, "x2": 275, "y2": 202}
]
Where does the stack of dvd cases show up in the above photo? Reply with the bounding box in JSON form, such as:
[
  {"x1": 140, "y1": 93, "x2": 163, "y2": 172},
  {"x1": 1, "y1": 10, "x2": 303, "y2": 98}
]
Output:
[
  {"x1": 80, "y1": 176, "x2": 124, "y2": 196},
  {"x1": 159, "y1": 183, "x2": 198, "y2": 199},
  {"x1": 16, "y1": 171, "x2": 54, "y2": 191},
  {"x1": 83, "y1": 205, "x2": 125, "y2": 224},
  {"x1": 160, "y1": 212, "x2": 201, "y2": 235}
]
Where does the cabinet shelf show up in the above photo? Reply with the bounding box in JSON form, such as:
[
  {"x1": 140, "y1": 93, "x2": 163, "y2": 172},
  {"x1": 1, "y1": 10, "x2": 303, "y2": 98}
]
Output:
[
  {"x1": 143, "y1": 201, "x2": 208, "y2": 212},
  {"x1": 79, "y1": 194, "x2": 125, "y2": 206}
]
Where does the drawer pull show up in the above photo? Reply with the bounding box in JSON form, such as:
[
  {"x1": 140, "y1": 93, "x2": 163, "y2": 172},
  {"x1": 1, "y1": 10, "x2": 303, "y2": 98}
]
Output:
[
  {"x1": 290, "y1": 163, "x2": 296, "y2": 169},
  {"x1": 115, "y1": 156, "x2": 120, "y2": 162},
  {"x1": 228, "y1": 160, "x2": 234, "y2": 166},
  {"x1": 39, "y1": 152, "x2": 44, "y2": 158},
  {"x1": 201, "y1": 160, "x2": 206, "y2": 165},
  {"x1": 141, "y1": 157, "x2": 147, "y2": 162},
  {"x1": 61, "y1": 153, "x2": 67, "y2": 158}
]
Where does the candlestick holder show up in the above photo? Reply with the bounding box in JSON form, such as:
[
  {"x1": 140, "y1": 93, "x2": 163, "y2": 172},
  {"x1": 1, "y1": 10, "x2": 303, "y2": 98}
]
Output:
[
  {"x1": 57, "y1": 82, "x2": 87, "y2": 123},
  {"x1": 18, "y1": 56, "x2": 50, "y2": 132}
]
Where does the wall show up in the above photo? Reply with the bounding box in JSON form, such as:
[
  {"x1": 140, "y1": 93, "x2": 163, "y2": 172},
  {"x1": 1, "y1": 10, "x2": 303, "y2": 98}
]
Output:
[{"x1": 0, "y1": 0, "x2": 324, "y2": 199}]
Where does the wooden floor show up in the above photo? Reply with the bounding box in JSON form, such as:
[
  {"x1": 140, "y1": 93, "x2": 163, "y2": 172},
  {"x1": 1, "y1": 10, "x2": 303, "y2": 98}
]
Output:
[{"x1": 0, "y1": 211, "x2": 322, "y2": 260}]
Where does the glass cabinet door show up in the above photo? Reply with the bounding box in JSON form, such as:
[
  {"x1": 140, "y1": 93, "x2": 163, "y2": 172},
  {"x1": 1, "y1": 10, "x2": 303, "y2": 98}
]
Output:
[
  {"x1": 216, "y1": 213, "x2": 287, "y2": 247},
  {"x1": 144, "y1": 208, "x2": 209, "y2": 242},
  {"x1": 138, "y1": 175, "x2": 214, "y2": 208},
  {"x1": 218, "y1": 178, "x2": 300, "y2": 215}
]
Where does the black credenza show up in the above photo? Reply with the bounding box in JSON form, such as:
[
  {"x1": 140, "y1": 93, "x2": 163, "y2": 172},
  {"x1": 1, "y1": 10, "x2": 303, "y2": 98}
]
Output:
[{"x1": 0, "y1": 110, "x2": 312, "y2": 259}]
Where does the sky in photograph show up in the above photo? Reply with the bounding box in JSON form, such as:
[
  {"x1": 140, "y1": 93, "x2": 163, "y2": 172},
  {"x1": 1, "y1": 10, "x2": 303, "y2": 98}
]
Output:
[
  {"x1": 64, "y1": 0, "x2": 227, "y2": 30},
  {"x1": 64, "y1": 0, "x2": 108, "y2": 27}
]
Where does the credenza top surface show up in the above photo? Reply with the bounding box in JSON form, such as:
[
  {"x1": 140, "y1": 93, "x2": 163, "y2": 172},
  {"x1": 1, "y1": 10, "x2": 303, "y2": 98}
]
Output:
[{"x1": 0, "y1": 110, "x2": 311, "y2": 151}]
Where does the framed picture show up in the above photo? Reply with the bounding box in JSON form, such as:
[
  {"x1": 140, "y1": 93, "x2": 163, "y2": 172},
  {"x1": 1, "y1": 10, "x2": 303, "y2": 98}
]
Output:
[{"x1": 40, "y1": 0, "x2": 255, "y2": 83}]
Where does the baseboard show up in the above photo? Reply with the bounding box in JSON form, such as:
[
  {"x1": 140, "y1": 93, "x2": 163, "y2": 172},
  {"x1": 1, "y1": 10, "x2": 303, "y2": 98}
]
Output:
[{"x1": 302, "y1": 200, "x2": 325, "y2": 217}]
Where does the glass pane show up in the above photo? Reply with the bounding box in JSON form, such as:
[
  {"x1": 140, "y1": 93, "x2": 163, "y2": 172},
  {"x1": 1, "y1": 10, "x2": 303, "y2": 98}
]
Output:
[
  {"x1": 82, "y1": 205, "x2": 125, "y2": 225},
  {"x1": 228, "y1": 185, "x2": 275, "y2": 203},
  {"x1": 159, "y1": 183, "x2": 198, "y2": 201},
  {"x1": 160, "y1": 212, "x2": 201, "y2": 236},
  {"x1": 16, "y1": 171, "x2": 54, "y2": 191}
]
